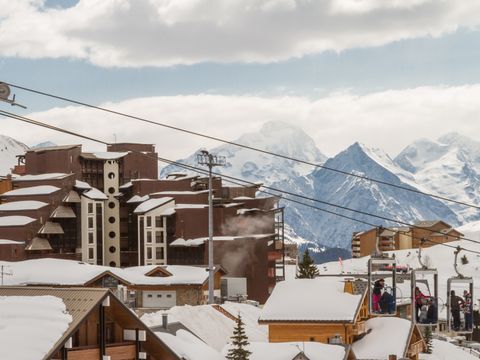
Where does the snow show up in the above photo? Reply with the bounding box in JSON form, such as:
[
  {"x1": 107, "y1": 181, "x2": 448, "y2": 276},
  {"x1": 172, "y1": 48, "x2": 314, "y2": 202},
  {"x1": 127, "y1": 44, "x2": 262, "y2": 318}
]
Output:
[
  {"x1": 134, "y1": 197, "x2": 174, "y2": 214},
  {"x1": 352, "y1": 317, "x2": 411, "y2": 359},
  {"x1": 0, "y1": 295, "x2": 72, "y2": 360},
  {"x1": 223, "y1": 341, "x2": 346, "y2": 360},
  {"x1": 175, "y1": 204, "x2": 208, "y2": 209},
  {"x1": 0, "y1": 200, "x2": 48, "y2": 211},
  {"x1": 419, "y1": 339, "x2": 479, "y2": 360},
  {"x1": 127, "y1": 194, "x2": 149, "y2": 203},
  {"x1": 259, "y1": 277, "x2": 362, "y2": 322},
  {"x1": 75, "y1": 180, "x2": 91, "y2": 190},
  {"x1": 0, "y1": 134, "x2": 28, "y2": 176},
  {"x1": 83, "y1": 187, "x2": 108, "y2": 200},
  {"x1": 142, "y1": 303, "x2": 267, "y2": 351},
  {"x1": 0, "y1": 258, "x2": 212, "y2": 286},
  {"x1": 156, "y1": 329, "x2": 225, "y2": 360},
  {"x1": 92, "y1": 151, "x2": 129, "y2": 160},
  {"x1": 170, "y1": 234, "x2": 274, "y2": 247},
  {"x1": 0, "y1": 239, "x2": 24, "y2": 245},
  {"x1": 152, "y1": 190, "x2": 209, "y2": 195},
  {"x1": 0, "y1": 215, "x2": 36, "y2": 226},
  {"x1": 2, "y1": 185, "x2": 60, "y2": 196},
  {"x1": 14, "y1": 173, "x2": 68, "y2": 181}
]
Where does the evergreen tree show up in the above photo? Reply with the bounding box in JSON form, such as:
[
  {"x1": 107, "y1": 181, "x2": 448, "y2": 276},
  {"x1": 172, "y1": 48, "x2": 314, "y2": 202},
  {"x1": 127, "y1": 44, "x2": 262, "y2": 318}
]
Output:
[
  {"x1": 226, "y1": 314, "x2": 251, "y2": 360},
  {"x1": 423, "y1": 326, "x2": 433, "y2": 354},
  {"x1": 297, "y1": 248, "x2": 320, "y2": 279}
]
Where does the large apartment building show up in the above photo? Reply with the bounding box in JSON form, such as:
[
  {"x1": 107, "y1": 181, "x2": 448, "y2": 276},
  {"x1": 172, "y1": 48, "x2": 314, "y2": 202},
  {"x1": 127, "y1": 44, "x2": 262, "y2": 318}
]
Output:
[
  {"x1": 0, "y1": 143, "x2": 285, "y2": 303},
  {"x1": 351, "y1": 221, "x2": 464, "y2": 258}
]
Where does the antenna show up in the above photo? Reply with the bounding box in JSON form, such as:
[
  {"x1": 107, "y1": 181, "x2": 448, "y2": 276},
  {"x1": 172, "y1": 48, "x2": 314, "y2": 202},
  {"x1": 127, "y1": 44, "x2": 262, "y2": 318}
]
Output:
[
  {"x1": 0, "y1": 83, "x2": 27, "y2": 109},
  {"x1": 0, "y1": 265, "x2": 12, "y2": 286}
]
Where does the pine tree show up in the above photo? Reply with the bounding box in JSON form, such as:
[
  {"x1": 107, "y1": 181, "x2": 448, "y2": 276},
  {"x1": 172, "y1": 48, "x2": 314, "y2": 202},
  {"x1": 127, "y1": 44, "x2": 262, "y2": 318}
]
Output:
[
  {"x1": 297, "y1": 248, "x2": 319, "y2": 279},
  {"x1": 423, "y1": 326, "x2": 433, "y2": 354},
  {"x1": 226, "y1": 314, "x2": 251, "y2": 360}
]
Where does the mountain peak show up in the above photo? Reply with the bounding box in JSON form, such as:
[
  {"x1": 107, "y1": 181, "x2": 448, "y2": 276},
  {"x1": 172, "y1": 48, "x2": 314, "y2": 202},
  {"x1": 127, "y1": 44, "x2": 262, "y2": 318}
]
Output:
[{"x1": 437, "y1": 132, "x2": 471, "y2": 145}]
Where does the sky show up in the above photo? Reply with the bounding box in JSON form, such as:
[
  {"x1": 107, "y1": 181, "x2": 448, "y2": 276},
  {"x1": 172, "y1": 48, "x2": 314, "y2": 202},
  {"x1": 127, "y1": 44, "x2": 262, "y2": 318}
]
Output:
[{"x1": 2, "y1": 0, "x2": 480, "y2": 161}]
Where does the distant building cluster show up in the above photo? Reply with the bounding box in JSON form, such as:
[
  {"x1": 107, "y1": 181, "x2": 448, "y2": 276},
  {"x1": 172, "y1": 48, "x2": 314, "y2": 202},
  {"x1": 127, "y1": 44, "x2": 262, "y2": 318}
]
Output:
[{"x1": 351, "y1": 220, "x2": 463, "y2": 258}]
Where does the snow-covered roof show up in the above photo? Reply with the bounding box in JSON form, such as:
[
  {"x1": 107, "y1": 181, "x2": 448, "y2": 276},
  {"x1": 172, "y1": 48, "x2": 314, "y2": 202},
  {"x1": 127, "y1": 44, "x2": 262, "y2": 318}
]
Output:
[
  {"x1": 152, "y1": 190, "x2": 209, "y2": 195},
  {"x1": 170, "y1": 234, "x2": 275, "y2": 247},
  {"x1": 2, "y1": 185, "x2": 60, "y2": 196},
  {"x1": 420, "y1": 339, "x2": 479, "y2": 360},
  {"x1": 0, "y1": 295, "x2": 72, "y2": 360},
  {"x1": 0, "y1": 239, "x2": 24, "y2": 245},
  {"x1": 127, "y1": 194, "x2": 150, "y2": 203},
  {"x1": 259, "y1": 278, "x2": 363, "y2": 322},
  {"x1": 352, "y1": 317, "x2": 412, "y2": 359},
  {"x1": 0, "y1": 216, "x2": 36, "y2": 227},
  {"x1": 143, "y1": 302, "x2": 267, "y2": 351},
  {"x1": 0, "y1": 200, "x2": 48, "y2": 211},
  {"x1": 223, "y1": 341, "x2": 347, "y2": 360},
  {"x1": 134, "y1": 197, "x2": 174, "y2": 214},
  {"x1": 13, "y1": 173, "x2": 70, "y2": 181},
  {"x1": 119, "y1": 181, "x2": 133, "y2": 189},
  {"x1": 75, "y1": 180, "x2": 91, "y2": 190},
  {"x1": 175, "y1": 204, "x2": 208, "y2": 209},
  {"x1": 156, "y1": 329, "x2": 224, "y2": 360},
  {"x1": 85, "y1": 151, "x2": 129, "y2": 160},
  {"x1": 0, "y1": 258, "x2": 214, "y2": 286},
  {"x1": 82, "y1": 188, "x2": 108, "y2": 200}
]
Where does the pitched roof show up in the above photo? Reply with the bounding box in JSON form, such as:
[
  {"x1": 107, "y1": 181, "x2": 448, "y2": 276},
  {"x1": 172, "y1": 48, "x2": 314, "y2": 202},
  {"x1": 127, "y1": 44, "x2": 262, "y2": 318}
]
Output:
[
  {"x1": 413, "y1": 220, "x2": 451, "y2": 229},
  {"x1": 0, "y1": 215, "x2": 36, "y2": 227},
  {"x1": 63, "y1": 190, "x2": 81, "y2": 203},
  {"x1": 2, "y1": 185, "x2": 61, "y2": 196},
  {"x1": 134, "y1": 197, "x2": 175, "y2": 214},
  {"x1": 82, "y1": 187, "x2": 108, "y2": 200},
  {"x1": 39, "y1": 221, "x2": 64, "y2": 235},
  {"x1": 50, "y1": 205, "x2": 76, "y2": 219},
  {"x1": 13, "y1": 173, "x2": 70, "y2": 181},
  {"x1": 26, "y1": 237, "x2": 53, "y2": 251},
  {"x1": 0, "y1": 200, "x2": 48, "y2": 211},
  {"x1": 26, "y1": 144, "x2": 81, "y2": 153}
]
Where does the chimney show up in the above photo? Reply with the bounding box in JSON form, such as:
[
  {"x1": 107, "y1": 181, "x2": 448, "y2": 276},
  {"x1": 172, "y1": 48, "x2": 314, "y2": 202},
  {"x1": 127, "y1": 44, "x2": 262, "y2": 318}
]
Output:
[{"x1": 162, "y1": 312, "x2": 168, "y2": 330}]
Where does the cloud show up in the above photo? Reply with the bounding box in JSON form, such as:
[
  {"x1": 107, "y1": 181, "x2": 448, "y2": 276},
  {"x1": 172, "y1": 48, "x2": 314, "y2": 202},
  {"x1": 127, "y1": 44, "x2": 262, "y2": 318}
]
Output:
[
  {"x1": 0, "y1": 0, "x2": 480, "y2": 67},
  {"x1": 2, "y1": 85, "x2": 480, "y2": 162}
]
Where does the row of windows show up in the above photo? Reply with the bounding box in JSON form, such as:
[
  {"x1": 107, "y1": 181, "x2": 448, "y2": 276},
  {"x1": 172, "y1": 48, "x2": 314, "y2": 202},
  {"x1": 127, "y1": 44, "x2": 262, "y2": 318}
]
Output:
[{"x1": 146, "y1": 293, "x2": 172, "y2": 298}]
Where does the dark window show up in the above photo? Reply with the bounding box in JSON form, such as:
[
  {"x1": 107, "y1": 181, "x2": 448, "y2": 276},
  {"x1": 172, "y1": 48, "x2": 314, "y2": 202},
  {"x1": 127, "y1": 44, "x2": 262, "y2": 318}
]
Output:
[
  {"x1": 108, "y1": 202, "x2": 115, "y2": 209},
  {"x1": 88, "y1": 248, "x2": 94, "y2": 260},
  {"x1": 109, "y1": 231, "x2": 116, "y2": 239},
  {"x1": 155, "y1": 231, "x2": 163, "y2": 244},
  {"x1": 108, "y1": 172, "x2": 115, "y2": 179},
  {"x1": 108, "y1": 187, "x2": 115, "y2": 194},
  {"x1": 109, "y1": 246, "x2": 116, "y2": 253},
  {"x1": 108, "y1": 216, "x2": 116, "y2": 224},
  {"x1": 88, "y1": 217, "x2": 94, "y2": 229},
  {"x1": 146, "y1": 247, "x2": 152, "y2": 259},
  {"x1": 87, "y1": 203, "x2": 93, "y2": 214},
  {"x1": 146, "y1": 231, "x2": 152, "y2": 243},
  {"x1": 155, "y1": 216, "x2": 162, "y2": 227},
  {"x1": 88, "y1": 232, "x2": 94, "y2": 244},
  {"x1": 109, "y1": 261, "x2": 116, "y2": 267},
  {"x1": 146, "y1": 216, "x2": 152, "y2": 227},
  {"x1": 166, "y1": 294, "x2": 172, "y2": 298},
  {"x1": 156, "y1": 247, "x2": 164, "y2": 260}
]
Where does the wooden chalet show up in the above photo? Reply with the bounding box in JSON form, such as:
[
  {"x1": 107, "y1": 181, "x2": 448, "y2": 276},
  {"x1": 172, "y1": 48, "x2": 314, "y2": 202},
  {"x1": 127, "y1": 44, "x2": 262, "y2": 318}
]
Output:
[
  {"x1": 258, "y1": 278, "x2": 369, "y2": 345},
  {"x1": 0, "y1": 287, "x2": 181, "y2": 360}
]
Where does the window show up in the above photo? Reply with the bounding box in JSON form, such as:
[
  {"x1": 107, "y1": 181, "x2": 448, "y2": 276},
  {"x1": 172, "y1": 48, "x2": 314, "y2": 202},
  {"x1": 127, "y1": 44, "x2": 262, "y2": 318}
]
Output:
[
  {"x1": 146, "y1": 231, "x2": 152, "y2": 243},
  {"x1": 166, "y1": 294, "x2": 172, "y2": 298},
  {"x1": 88, "y1": 203, "x2": 93, "y2": 214},
  {"x1": 88, "y1": 248, "x2": 94, "y2": 260},
  {"x1": 146, "y1": 216, "x2": 152, "y2": 228},
  {"x1": 157, "y1": 294, "x2": 162, "y2": 298},
  {"x1": 155, "y1": 231, "x2": 164, "y2": 244},
  {"x1": 88, "y1": 232, "x2": 94, "y2": 244},
  {"x1": 88, "y1": 217, "x2": 94, "y2": 229},
  {"x1": 155, "y1": 216, "x2": 162, "y2": 228},
  {"x1": 146, "y1": 247, "x2": 152, "y2": 260},
  {"x1": 147, "y1": 294, "x2": 153, "y2": 298},
  {"x1": 156, "y1": 247, "x2": 164, "y2": 260}
]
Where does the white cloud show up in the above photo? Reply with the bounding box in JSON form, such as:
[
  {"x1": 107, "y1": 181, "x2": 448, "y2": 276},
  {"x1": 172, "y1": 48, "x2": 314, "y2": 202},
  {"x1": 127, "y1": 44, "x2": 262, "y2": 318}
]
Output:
[
  {"x1": 2, "y1": 85, "x2": 480, "y2": 161},
  {"x1": 0, "y1": 0, "x2": 479, "y2": 67}
]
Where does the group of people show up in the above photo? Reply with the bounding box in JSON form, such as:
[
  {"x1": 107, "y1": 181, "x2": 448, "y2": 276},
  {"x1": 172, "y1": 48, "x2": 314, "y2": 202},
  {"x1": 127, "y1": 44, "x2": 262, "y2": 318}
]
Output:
[
  {"x1": 414, "y1": 286, "x2": 438, "y2": 324},
  {"x1": 372, "y1": 278, "x2": 396, "y2": 314},
  {"x1": 450, "y1": 290, "x2": 473, "y2": 331}
]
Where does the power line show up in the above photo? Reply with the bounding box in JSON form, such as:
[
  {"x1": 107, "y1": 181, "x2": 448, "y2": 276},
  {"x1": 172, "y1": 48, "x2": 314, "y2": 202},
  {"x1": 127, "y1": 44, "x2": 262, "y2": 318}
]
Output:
[
  {"x1": 4, "y1": 81, "x2": 480, "y2": 211},
  {"x1": 2, "y1": 109, "x2": 480, "y2": 256}
]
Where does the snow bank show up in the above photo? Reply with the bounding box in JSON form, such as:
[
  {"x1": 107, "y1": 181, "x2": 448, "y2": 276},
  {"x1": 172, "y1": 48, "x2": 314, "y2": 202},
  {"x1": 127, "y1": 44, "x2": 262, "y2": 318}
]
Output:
[
  {"x1": 419, "y1": 339, "x2": 479, "y2": 360},
  {"x1": 156, "y1": 329, "x2": 224, "y2": 360},
  {"x1": 0, "y1": 296, "x2": 72, "y2": 360}
]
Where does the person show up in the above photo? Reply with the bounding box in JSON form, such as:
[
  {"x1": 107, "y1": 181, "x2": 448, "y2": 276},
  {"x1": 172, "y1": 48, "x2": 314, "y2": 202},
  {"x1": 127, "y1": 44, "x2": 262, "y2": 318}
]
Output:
[
  {"x1": 426, "y1": 298, "x2": 438, "y2": 324},
  {"x1": 379, "y1": 286, "x2": 396, "y2": 314},
  {"x1": 463, "y1": 290, "x2": 473, "y2": 331},
  {"x1": 372, "y1": 279, "x2": 384, "y2": 312},
  {"x1": 414, "y1": 286, "x2": 428, "y2": 322},
  {"x1": 419, "y1": 304, "x2": 428, "y2": 323},
  {"x1": 450, "y1": 290, "x2": 465, "y2": 331}
]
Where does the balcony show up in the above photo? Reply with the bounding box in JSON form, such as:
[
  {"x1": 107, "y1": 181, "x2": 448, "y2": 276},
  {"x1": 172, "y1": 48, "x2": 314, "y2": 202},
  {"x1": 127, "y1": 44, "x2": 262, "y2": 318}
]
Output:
[
  {"x1": 65, "y1": 343, "x2": 136, "y2": 360},
  {"x1": 352, "y1": 321, "x2": 366, "y2": 335},
  {"x1": 407, "y1": 340, "x2": 425, "y2": 356}
]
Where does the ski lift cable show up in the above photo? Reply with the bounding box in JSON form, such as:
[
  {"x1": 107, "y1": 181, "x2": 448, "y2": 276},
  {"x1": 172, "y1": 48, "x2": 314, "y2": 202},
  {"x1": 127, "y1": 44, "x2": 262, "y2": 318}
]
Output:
[
  {"x1": 3, "y1": 81, "x2": 480, "y2": 211},
  {"x1": 2, "y1": 109, "x2": 480, "y2": 256}
]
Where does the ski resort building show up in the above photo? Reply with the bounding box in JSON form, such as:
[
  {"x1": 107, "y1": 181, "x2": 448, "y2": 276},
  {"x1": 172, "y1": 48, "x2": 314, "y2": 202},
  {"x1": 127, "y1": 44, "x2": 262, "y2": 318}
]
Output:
[
  {"x1": 0, "y1": 143, "x2": 285, "y2": 303},
  {"x1": 351, "y1": 221, "x2": 463, "y2": 258}
]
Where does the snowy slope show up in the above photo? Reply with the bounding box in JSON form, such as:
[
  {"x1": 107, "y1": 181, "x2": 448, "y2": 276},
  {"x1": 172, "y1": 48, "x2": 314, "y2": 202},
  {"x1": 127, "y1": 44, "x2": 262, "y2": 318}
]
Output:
[
  {"x1": 395, "y1": 133, "x2": 480, "y2": 222},
  {"x1": 0, "y1": 134, "x2": 28, "y2": 175},
  {"x1": 160, "y1": 120, "x2": 326, "y2": 185},
  {"x1": 277, "y1": 142, "x2": 459, "y2": 249}
]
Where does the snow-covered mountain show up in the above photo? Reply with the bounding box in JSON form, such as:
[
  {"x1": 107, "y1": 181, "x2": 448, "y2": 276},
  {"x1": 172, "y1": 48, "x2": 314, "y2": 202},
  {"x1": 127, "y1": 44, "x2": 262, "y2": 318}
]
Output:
[
  {"x1": 274, "y1": 142, "x2": 459, "y2": 249},
  {"x1": 0, "y1": 135, "x2": 28, "y2": 176},
  {"x1": 32, "y1": 141, "x2": 57, "y2": 149},
  {"x1": 395, "y1": 133, "x2": 480, "y2": 222},
  {"x1": 160, "y1": 120, "x2": 326, "y2": 184}
]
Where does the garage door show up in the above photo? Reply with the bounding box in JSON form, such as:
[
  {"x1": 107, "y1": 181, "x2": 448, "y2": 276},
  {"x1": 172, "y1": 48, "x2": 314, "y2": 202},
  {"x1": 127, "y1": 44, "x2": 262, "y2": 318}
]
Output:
[{"x1": 142, "y1": 291, "x2": 176, "y2": 308}]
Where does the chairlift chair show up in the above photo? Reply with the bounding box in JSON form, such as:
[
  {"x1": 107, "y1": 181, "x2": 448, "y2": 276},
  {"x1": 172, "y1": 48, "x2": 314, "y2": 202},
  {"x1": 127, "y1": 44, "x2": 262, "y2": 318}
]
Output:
[{"x1": 446, "y1": 247, "x2": 474, "y2": 334}]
